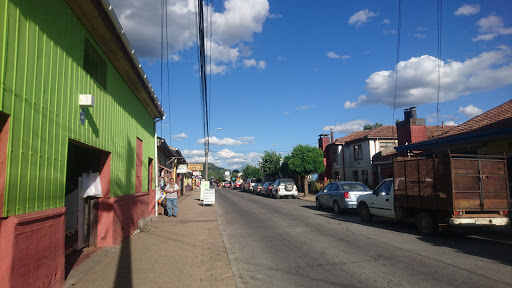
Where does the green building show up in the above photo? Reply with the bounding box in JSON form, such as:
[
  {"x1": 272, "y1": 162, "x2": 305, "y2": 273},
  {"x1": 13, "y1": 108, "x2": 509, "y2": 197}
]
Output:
[{"x1": 0, "y1": 0, "x2": 165, "y2": 286}]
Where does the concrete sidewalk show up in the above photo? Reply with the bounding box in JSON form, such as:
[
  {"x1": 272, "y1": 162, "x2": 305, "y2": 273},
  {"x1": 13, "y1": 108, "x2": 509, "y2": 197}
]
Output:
[{"x1": 65, "y1": 189, "x2": 236, "y2": 288}]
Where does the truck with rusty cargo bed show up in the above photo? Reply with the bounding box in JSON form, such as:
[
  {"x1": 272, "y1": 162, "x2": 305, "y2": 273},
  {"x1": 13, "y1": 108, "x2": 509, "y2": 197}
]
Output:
[{"x1": 357, "y1": 154, "x2": 510, "y2": 234}]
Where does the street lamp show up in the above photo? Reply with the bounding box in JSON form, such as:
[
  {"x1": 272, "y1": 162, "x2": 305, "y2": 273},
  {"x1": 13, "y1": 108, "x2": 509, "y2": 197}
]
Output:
[{"x1": 205, "y1": 128, "x2": 222, "y2": 182}]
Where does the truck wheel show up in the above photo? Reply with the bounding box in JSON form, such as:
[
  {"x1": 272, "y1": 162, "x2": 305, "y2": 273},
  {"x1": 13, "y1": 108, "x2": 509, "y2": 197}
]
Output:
[
  {"x1": 358, "y1": 202, "x2": 372, "y2": 222},
  {"x1": 316, "y1": 198, "x2": 322, "y2": 209},
  {"x1": 416, "y1": 212, "x2": 438, "y2": 235},
  {"x1": 333, "y1": 201, "x2": 342, "y2": 214}
]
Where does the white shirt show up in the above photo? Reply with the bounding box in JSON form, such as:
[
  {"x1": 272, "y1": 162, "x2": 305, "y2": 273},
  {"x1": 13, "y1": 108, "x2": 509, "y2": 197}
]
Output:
[{"x1": 165, "y1": 183, "x2": 179, "y2": 198}]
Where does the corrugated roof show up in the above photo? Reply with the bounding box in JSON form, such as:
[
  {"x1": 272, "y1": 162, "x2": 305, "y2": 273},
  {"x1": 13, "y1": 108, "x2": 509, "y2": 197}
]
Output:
[{"x1": 436, "y1": 99, "x2": 512, "y2": 139}]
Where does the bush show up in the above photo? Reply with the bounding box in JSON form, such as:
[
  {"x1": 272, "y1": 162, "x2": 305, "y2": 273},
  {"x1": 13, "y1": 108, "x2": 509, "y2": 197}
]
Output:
[{"x1": 309, "y1": 179, "x2": 333, "y2": 194}]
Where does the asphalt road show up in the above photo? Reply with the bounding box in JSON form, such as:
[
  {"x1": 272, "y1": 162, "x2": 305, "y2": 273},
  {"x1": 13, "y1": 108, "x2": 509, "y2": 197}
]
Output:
[{"x1": 214, "y1": 188, "x2": 512, "y2": 288}]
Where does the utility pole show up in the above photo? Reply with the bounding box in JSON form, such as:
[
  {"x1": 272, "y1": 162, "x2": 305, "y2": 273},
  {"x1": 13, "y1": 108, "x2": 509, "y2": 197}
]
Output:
[{"x1": 205, "y1": 128, "x2": 221, "y2": 183}]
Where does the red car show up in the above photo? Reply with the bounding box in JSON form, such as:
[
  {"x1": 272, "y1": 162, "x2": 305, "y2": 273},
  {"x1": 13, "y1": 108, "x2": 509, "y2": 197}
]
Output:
[{"x1": 224, "y1": 182, "x2": 231, "y2": 188}]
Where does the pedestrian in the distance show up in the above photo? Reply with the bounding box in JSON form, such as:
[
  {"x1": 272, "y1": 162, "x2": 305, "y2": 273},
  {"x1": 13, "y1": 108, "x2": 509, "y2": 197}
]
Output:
[{"x1": 165, "y1": 177, "x2": 180, "y2": 217}]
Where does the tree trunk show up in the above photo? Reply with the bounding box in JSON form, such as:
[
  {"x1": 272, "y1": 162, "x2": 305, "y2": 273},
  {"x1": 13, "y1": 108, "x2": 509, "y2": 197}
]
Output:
[{"x1": 303, "y1": 176, "x2": 309, "y2": 197}]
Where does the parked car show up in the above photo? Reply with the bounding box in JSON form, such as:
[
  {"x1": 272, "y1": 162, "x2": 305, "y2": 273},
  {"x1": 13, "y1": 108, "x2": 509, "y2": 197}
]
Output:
[
  {"x1": 316, "y1": 181, "x2": 372, "y2": 214},
  {"x1": 243, "y1": 178, "x2": 262, "y2": 193},
  {"x1": 271, "y1": 179, "x2": 298, "y2": 199},
  {"x1": 223, "y1": 182, "x2": 231, "y2": 188},
  {"x1": 253, "y1": 183, "x2": 263, "y2": 195},
  {"x1": 233, "y1": 180, "x2": 243, "y2": 189},
  {"x1": 262, "y1": 182, "x2": 273, "y2": 197}
]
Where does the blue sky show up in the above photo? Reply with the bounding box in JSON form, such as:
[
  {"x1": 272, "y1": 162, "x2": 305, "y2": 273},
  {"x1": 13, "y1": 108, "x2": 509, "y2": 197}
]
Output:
[{"x1": 108, "y1": 0, "x2": 512, "y2": 170}]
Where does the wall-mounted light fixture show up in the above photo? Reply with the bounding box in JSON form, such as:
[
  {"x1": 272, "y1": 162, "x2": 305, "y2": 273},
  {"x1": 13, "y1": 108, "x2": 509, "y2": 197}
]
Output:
[{"x1": 79, "y1": 94, "x2": 95, "y2": 108}]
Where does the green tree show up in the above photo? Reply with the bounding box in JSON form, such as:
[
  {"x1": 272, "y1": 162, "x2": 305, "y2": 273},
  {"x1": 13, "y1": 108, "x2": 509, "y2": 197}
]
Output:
[
  {"x1": 241, "y1": 164, "x2": 262, "y2": 179},
  {"x1": 259, "y1": 151, "x2": 282, "y2": 181},
  {"x1": 363, "y1": 122, "x2": 383, "y2": 130},
  {"x1": 280, "y1": 155, "x2": 293, "y2": 178},
  {"x1": 287, "y1": 145, "x2": 325, "y2": 197}
]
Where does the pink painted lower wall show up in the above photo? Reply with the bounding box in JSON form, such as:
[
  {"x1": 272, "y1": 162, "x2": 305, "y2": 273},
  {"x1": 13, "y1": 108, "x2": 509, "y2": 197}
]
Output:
[
  {"x1": 0, "y1": 207, "x2": 65, "y2": 288},
  {"x1": 97, "y1": 191, "x2": 152, "y2": 247}
]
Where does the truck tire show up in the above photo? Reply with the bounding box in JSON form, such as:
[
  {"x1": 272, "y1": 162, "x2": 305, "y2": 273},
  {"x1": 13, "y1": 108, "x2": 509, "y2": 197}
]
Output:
[
  {"x1": 285, "y1": 183, "x2": 293, "y2": 192},
  {"x1": 416, "y1": 212, "x2": 438, "y2": 235},
  {"x1": 358, "y1": 202, "x2": 372, "y2": 222}
]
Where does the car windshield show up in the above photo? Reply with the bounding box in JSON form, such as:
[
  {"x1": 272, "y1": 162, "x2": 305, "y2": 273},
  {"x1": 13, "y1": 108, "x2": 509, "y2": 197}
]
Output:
[
  {"x1": 280, "y1": 179, "x2": 294, "y2": 185},
  {"x1": 341, "y1": 183, "x2": 369, "y2": 191}
]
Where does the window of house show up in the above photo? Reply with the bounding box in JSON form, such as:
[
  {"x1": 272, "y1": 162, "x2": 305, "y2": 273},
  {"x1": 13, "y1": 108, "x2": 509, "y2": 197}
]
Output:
[
  {"x1": 136, "y1": 138, "x2": 143, "y2": 192},
  {"x1": 379, "y1": 141, "x2": 395, "y2": 151},
  {"x1": 84, "y1": 38, "x2": 107, "y2": 89},
  {"x1": 354, "y1": 144, "x2": 363, "y2": 160},
  {"x1": 331, "y1": 148, "x2": 337, "y2": 162},
  {"x1": 353, "y1": 171, "x2": 359, "y2": 181}
]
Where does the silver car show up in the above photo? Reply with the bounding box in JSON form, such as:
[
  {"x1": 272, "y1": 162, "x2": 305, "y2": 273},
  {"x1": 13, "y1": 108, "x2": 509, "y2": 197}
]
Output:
[{"x1": 316, "y1": 181, "x2": 372, "y2": 214}]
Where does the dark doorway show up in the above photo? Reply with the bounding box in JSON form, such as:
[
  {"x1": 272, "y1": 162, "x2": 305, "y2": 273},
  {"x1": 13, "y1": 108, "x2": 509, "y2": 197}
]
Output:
[
  {"x1": 0, "y1": 112, "x2": 9, "y2": 216},
  {"x1": 64, "y1": 140, "x2": 109, "y2": 277}
]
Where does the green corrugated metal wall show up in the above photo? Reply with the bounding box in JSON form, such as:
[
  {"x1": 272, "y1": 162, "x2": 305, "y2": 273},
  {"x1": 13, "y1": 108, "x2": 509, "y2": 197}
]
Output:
[{"x1": 0, "y1": 0, "x2": 157, "y2": 217}]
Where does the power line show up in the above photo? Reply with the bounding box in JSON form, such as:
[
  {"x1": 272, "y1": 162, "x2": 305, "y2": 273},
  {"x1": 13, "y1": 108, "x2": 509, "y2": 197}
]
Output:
[
  {"x1": 436, "y1": 0, "x2": 443, "y2": 134},
  {"x1": 165, "y1": 0, "x2": 172, "y2": 146},
  {"x1": 392, "y1": 0, "x2": 402, "y2": 139}
]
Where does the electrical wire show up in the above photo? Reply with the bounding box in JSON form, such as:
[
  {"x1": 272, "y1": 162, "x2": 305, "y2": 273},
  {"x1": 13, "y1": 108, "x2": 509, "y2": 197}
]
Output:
[
  {"x1": 392, "y1": 0, "x2": 402, "y2": 139},
  {"x1": 159, "y1": 0, "x2": 164, "y2": 138},
  {"x1": 165, "y1": 0, "x2": 172, "y2": 146},
  {"x1": 436, "y1": 0, "x2": 443, "y2": 135}
]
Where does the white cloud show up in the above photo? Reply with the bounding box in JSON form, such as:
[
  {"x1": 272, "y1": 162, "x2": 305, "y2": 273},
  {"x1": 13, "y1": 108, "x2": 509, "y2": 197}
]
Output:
[
  {"x1": 426, "y1": 113, "x2": 458, "y2": 123},
  {"x1": 344, "y1": 95, "x2": 367, "y2": 109},
  {"x1": 344, "y1": 47, "x2": 512, "y2": 109},
  {"x1": 459, "y1": 105, "x2": 483, "y2": 118},
  {"x1": 323, "y1": 120, "x2": 371, "y2": 133},
  {"x1": 296, "y1": 105, "x2": 313, "y2": 111},
  {"x1": 173, "y1": 133, "x2": 189, "y2": 139},
  {"x1": 381, "y1": 19, "x2": 391, "y2": 24},
  {"x1": 362, "y1": 50, "x2": 371, "y2": 54},
  {"x1": 282, "y1": 112, "x2": 291, "y2": 115},
  {"x1": 349, "y1": 9, "x2": 378, "y2": 27},
  {"x1": 197, "y1": 136, "x2": 248, "y2": 146},
  {"x1": 268, "y1": 13, "x2": 282, "y2": 19},
  {"x1": 237, "y1": 137, "x2": 255, "y2": 143},
  {"x1": 384, "y1": 29, "x2": 397, "y2": 34},
  {"x1": 182, "y1": 149, "x2": 205, "y2": 157},
  {"x1": 454, "y1": 4, "x2": 480, "y2": 16},
  {"x1": 215, "y1": 149, "x2": 262, "y2": 167},
  {"x1": 473, "y1": 14, "x2": 512, "y2": 42},
  {"x1": 110, "y1": 0, "x2": 269, "y2": 74},
  {"x1": 413, "y1": 33, "x2": 426, "y2": 39},
  {"x1": 242, "y1": 59, "x2": 266, "y2": 69},
  {"x1": 444, "y1": 121, "x2": 458, "y2": 126},
  {"x1": 277, "y1": 56, "x2": 287, "y2": 60},
  {"x1": 208, "y1": 63, "x2": 229, "y2": 75},
  {"x1": 327, "y1": 52, "x2": 350, "y2": 59},
  {"x1": 327, "y1": 52, "x2": 340, "y2": 59}
]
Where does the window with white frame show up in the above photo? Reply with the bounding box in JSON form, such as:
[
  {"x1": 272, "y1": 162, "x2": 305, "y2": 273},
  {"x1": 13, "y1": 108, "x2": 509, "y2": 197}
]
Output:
[{"x1": 354, "y1": 144, "x2": 363, "y2": 160}]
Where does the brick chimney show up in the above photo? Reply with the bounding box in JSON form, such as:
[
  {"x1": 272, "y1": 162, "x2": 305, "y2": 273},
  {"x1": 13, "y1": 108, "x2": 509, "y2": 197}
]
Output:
[
  {"x1": 396, "y1": 107, "x2": 427, "y2": 146},
  {"x1": 318, "y1": 134, "x2": 330, "y2": 151}
]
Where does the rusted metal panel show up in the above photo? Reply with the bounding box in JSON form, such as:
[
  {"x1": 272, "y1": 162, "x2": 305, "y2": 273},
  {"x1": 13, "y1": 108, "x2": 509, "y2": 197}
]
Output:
[{"x1": 393, "y1": 154, "x2": 510, "y2": 213}]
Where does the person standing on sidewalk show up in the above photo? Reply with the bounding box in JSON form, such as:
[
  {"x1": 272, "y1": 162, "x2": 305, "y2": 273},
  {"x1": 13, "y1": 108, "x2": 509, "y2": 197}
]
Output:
[{"x1": 165, "y1": 177, "x2": 180, "y2": 217}]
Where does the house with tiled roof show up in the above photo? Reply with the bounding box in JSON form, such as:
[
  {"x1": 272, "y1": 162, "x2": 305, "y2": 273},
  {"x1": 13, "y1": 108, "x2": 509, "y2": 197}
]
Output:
[
  {"x1": 321, "y1": 126, "x2": 398, "y2": 187},
  {"x1": 395, "y1": 99, "x2": 512, "y2": 155},
  {"x1": 321, "y1": 107, "x2": 454, "y2": 187}
]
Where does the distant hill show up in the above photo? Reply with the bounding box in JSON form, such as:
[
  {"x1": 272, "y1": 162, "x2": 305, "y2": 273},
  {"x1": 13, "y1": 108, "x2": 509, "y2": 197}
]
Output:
[{"x1": 190, "y1": 163, "x2": 230, "y2": 180}]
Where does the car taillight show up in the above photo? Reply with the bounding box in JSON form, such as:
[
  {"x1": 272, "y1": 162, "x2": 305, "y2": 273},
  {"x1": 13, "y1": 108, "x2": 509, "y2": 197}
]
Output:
[
  {"x1": 453, "y1": 211, "x2": 463, "y2": 216},
  {"x1": 278, "y1": 188, "x2": 281, "y2": 192},
  {"x1": 502, "y1": 211, "x2": 508, "y2": 216},
  {"x1": 344, "y1": 192, "x2": 350, "y2": 199}
]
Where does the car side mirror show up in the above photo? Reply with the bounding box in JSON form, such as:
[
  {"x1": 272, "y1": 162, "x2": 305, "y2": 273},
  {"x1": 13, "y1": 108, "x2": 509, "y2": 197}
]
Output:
[{"x1": 373, "y1": 190, "x2": 379, "y2": 196}]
